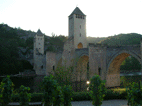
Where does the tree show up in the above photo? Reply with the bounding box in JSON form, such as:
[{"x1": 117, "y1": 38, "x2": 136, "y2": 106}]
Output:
[
  {"x1": 41, "y1": 74, "x2": 58, "y2": 106},
  {"x1": 19, "y1": 85, "x2": 31, "y2": 106},
  {"x1": 53, "y1": 64, "x2": 74, "y2": 87},
  {"x1": 0, "y1": 75, "x2": 14, "y2": 106},
  {"x1": 120, "y1": 56, "x2": 141, "y2": 71},
  {"x1": 89, "y1": 74, "x2": 106, "y2": 106}
]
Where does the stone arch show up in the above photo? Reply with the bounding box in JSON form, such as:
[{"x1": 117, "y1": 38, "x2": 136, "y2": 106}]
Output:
[
  {"x1": 107, "y1": 50, "x2": 140, "y2": 71},
  {"x1": 106, "y1": 50, "x2": 141, "y2": 88},
  {"x1": 77, "y1": 42, "x2": 83, "y2": 49},
  {"x1": 74, "y1": 55, "x2": 89, "y2": 91}
]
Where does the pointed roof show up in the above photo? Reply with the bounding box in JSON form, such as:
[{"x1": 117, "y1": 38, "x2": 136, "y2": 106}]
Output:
[
  {"x1": 37, "y1": 29, "x2": 43, "y2": 36},
  {"x1": 69, "y1": 7, "x2": 85, "y2": 16}
]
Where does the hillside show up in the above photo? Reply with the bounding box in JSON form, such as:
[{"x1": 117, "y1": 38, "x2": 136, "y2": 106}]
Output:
[
  {"x1": 98, "y1": 33, "x2": 142, "y2": 46},
  {"x1": 0, "y1": 23, "x2": 142, "y2": 75},
  {"x1": 87, "y1": 37, "x2": 106, "y2": 44},
  {"x1": 0, "y1": 23, "x2": 68, "y2": 75}
]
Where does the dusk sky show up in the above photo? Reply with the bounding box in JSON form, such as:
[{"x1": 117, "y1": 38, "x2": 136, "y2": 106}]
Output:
[{"x1": 0, "y1": 0, "x2": 142, "y2": 37}]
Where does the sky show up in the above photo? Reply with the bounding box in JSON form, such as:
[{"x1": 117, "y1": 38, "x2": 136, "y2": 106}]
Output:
[{"x1": 0, "y1": 0, "x2": 142, "y2": 37}]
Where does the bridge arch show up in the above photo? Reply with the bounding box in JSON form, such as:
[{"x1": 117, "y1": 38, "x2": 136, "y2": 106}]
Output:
[
  {"x1": 107, "y1": 50, "x2": 141, "y2": 71},
  {"x1": 106, "y1": 50, "x2": 141, "y2": 88},
  {"x1": 75, "y1": 55, "x2": 89, "y2": 91}
]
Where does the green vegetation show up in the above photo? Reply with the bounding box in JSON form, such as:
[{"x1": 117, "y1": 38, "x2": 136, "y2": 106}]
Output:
[
  {"x1": 89, "y1": 74, "x2": 107, "y2": 106},
  {"x1": 62, "y1": 85, "x2": 73, "y2": 106},
  {"x1": 98, "y1": 33, "x2": 142, "y2": 46},
  {"x1": 0, "y1": 75, "x2": 14, "y2": 105},
  {"x1": 87, "y1": 36, "x2": 106, "y2": 44},
  {"x1": 0, "y1": 24, "x2": 34, "y2": 75},
  {"x1": 41, "y1": 75, "x2": 57, "y2": 106},
  {"x1": 120, "y1": 56, "x2": 141, "y2": 71},
  {"x1": 19, "y1": 85, "x2": 31, "y2": 106},
  {"x1": 2, "y1": 75, "x2": 142, "y2": 105},
  {"x1": 120, "y1": 75, "x2": 142, "y2": 88},
  {"x1": 45, "y1": 35, "x2": 67, "y2": 53},
  {"x1": 126, "y1": 82, "x2": 142, "y2": 106}
]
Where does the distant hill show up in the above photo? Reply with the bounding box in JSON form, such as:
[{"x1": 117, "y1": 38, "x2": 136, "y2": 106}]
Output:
[
  {"x1": 87, "y1": 37, "x2": 106, "y2": 44},
  {"x1": 98, "y1": 33, "x2": 142, "y2": 46}
]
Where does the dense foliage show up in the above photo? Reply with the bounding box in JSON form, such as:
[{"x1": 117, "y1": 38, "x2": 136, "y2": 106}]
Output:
[
  {"x1": 98, "y1": 33, "x2": 142, "y2": 46},
  {"x1": 89, "y1": 74, "x2": 107, "y2": 106},
  {"x1": 126, "y1": 82, "x2": 142, "y2": 106},
  {"x1": 45, "y1": 35, "x2": 67, "y2": 53},
  {"x1": 62, "y1": 85, "x2": 73, "y2": 106},
  {"x1": 120, "y1": 56, "x2": 141, "y2": 71},
  {"x1": 0, "y1": 75, "x2": 14, "y2": 105},
  {"x1": 19, "y1": 85, "x2": 31, "y2": 106},
  {"x1": 0, "y1": 24, "x2": 33, "y2": 75},
  {"x1": 41, "y1": 74, "x2": 58, "y2": 106}
]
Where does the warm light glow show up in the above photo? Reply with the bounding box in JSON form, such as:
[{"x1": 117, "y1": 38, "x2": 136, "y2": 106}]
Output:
[
  {"x1": 86, "y1": 81, "x2": 90, "y2": 84},
  {"x1": 87, "y1": 87, "x2": 89, "y2": 91},
  {"x1": 77, "y1": 43, "x2": 83, "y2": 49}
]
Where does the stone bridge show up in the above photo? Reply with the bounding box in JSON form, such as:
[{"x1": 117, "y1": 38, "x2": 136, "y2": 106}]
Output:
[{"x1": 72, "y1": 41, "x2": 142, "y2": 88}]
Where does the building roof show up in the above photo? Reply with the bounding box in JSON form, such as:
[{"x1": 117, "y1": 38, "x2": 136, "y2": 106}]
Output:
[
  {"x1": 69, "y1": 7, "x2": 85, "y2": 16},
  {"x1": 37, "y1": 29, "x2": 43, "y2": 36}
]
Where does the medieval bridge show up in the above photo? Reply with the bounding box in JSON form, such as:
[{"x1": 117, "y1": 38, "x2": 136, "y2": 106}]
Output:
[{"x1": 68, "y1": 42, "x2": 142, "y2": 88}]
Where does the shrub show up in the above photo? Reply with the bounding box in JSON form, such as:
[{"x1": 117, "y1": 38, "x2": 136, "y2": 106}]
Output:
[
  {"x1": 19, "y1": 85, "x2": 31, "y2": 106},
  {"x1": 72, "y1": 91, "x2": 91, "y2": 101},
  {"x1": 89, "y1": 74, "x2": 107, "y2": 106},
  {"x1": 41, "y1": 74, "x2": 58, "y2": 106},
  {"x1": 62, "y1": 85, "x2": 73, "y2": 106},
  {"x1": 31, "y1": 93, "x2": 43, "y2": 102},
  {"x1": 0, "y1": 75, "x2": 14, "y2": 105},
  {"x1": 53, "y1": 86, "x2": 64, "y2": 106},
  {"x1": 126, "y1": 82, "x2": 142, "y2": 106}
]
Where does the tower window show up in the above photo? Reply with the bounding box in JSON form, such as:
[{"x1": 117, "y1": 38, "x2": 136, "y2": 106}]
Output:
[
  {"x1": 53, "y1": 66, "x2": 55, "y2": 71},
  {"x1": 80, "y1": 25, "x2": 81, "y2": 29},
  {"x1": 98, "y1": 67, "x2": 101, "y2": 76},
  {"x1": 87, "y1": 62, "x2": 89, "y2": 80},
  {"x1": 80, "y1": 33, "x2": 81, "y2": 37},
  {"x1": 39, "y1": 43, "x2": 40, "y2": 45},
  {"x1": 41, "y1": 65, "x2": 43, "y2": 69}
]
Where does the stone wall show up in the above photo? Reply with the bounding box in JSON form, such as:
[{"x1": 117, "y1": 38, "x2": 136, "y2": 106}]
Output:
[
  {"x1": 62, "y1": 37, "x2": 75, "y2": 67},
  {"x1": 89, "y1": 44, "x2": 107, "y2": 81},
  {"x1": 46, "y1": 52, "x2": 56, "y2": 75}
]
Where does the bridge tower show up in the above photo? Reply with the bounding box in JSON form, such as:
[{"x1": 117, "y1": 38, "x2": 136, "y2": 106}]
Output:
[
  {"x1": 69, "y1": 7, "x2": 87, "y2": 49},
  {"x1": 33, "y1": 29, "x2": 45, "y2": 75}
]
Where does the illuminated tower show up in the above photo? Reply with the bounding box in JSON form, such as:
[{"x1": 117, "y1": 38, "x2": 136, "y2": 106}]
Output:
[{"x1": 69, "y1": 7, "x2": 87, "y2": 49}]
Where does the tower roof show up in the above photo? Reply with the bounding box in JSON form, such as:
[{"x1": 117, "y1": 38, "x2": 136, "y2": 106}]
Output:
[
  {"x1": 37, "y1": 29, "x2": 43, "y2": 36},
  {"x1": 69, "y1": 7, "x2": 85, "y2": 16}
]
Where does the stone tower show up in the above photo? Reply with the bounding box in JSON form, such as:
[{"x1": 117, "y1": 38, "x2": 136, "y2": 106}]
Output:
[
  {"x1": 69, "y1": 7, "x2": 87, "y2": 49},
  {"x1": 33, "y1": 29, "x2": 45, "y2": 75}
]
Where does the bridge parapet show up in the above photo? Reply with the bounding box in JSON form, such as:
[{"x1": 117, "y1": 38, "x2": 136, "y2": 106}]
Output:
[{"x1": 75, "y1": 48, "x2": 89, "y2": 58}]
